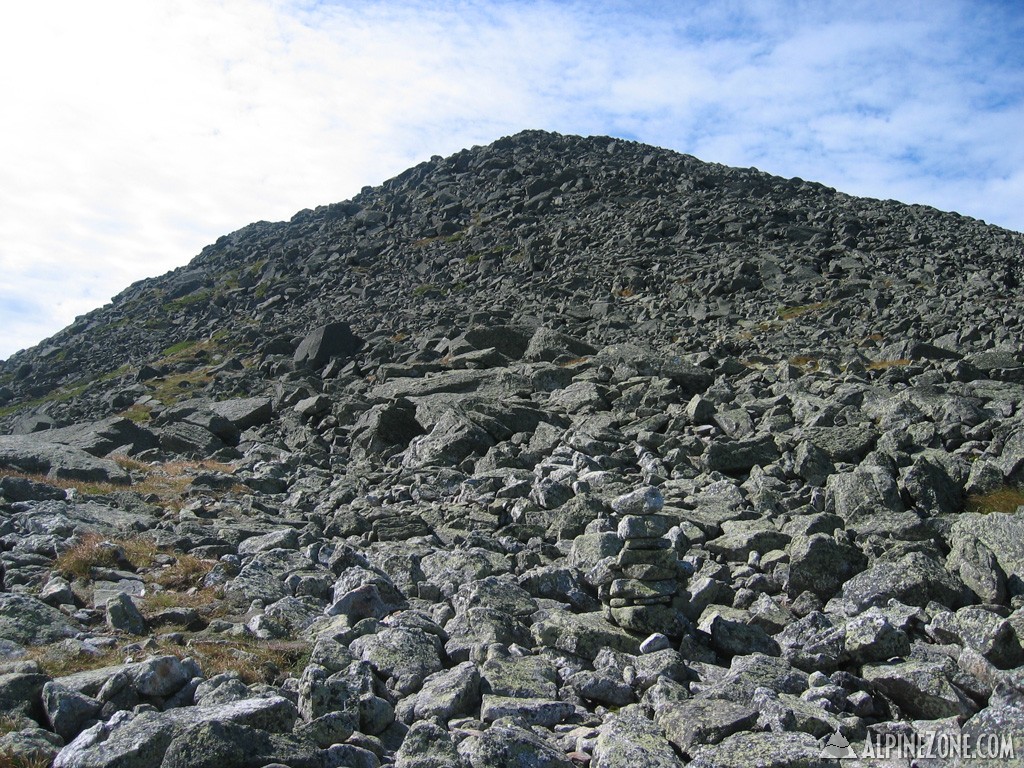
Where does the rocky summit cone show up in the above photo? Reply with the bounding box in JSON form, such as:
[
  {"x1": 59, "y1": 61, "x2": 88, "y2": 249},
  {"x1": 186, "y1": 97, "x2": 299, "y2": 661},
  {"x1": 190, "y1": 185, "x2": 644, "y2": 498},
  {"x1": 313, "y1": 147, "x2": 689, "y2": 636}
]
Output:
[{"x1": 1, "y1": 129, "x2": 1024, "y2": 767}]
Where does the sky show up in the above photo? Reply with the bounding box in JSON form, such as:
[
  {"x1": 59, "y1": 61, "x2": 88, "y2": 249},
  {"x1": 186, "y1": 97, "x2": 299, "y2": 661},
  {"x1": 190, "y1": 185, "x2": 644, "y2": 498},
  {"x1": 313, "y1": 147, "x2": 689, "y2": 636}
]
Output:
[{"x1": 1, "y1": 0, "x2": 1022, "y2": 360}]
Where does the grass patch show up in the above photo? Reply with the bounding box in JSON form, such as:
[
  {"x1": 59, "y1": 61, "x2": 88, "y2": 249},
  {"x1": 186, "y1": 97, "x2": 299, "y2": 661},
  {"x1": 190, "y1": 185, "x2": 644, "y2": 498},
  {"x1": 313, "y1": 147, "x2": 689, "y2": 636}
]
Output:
[
  {"x1": 161, "y1": 339, "x2": 198, "y2": 357},
  {"x1": 119, "y1": 403, "x2": 153, "y2": 423},
  {"x1": 183, "y1": 638, "x2": 310, "y2": 685},
  {"x1": 966, "y1": 486, "x2": 1024, "y2": 515},
  {"x1": 865, "y1": 358, "x2": 912, "y2": 370},
  {"x1": 0, "y1": 751, "x2": 52, "y2": 768},
  {"x1": 557, "y1": 356, "x2": 592, "y2": 367},
  {"x1": 778, "y1": 300, "x2": 833, "y2": 321},
  {"x1": 152, "y1": 555, "x2": 217, "y2": 590},
  {"x1": 465, "y1": 252, "x2": 482, "y2": 265},
  {"x1": 0, "y1": 381, "x2": 91, "y2": 419},
  {"x1": 412, "y1": 283, "x2": 439, "y2": 297},
  {"x1": 8, "y1": 615, "x2": 309, "y2": 687},
  {"x1": 789, "y1": 355, "x2": 818, "y2": 370},
  {"x1": 162, "y1": 289, "x2": 212, "y2": 313},
  {"x1": 0, "y1": 718, "x2": 21, "y2": 738},
  {"x1": 26, "y1": 642, "x2": 126, "y2": 678},
  {"x1": 0, "y1": 469, "x2": 125, "y2": 498},
  {"x1": 4, "y1": 457, "x2": 240, "y2": 513},
  {"x1": 141, "y1": 586, "x2": 224, "y2": 612},
  {"x1": 145, "y1": 369, "x2": 214, "y2": 405},
  {"x1": 53, "y1": 534, "x2": 161, "y2": 579}
]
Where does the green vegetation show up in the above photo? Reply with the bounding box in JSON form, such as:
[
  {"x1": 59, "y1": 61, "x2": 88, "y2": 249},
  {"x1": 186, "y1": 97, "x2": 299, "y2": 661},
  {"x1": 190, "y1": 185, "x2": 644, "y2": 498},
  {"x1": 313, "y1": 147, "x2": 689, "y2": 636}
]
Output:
[
  {"x1": 161, "y1": 289, "x2": 212, "y2": 313},
  {"x1": 145, "y1": 369, "x2": 214, "y2": 405},
  {"x1": 412, "y1": 283, "x2": 440, "y2": 297},
  {"x1": 0, "y1": 380, "x2": 91, "y2": 419},
  {"x1": 119, "y1": 403, "x2": 153, "y2": 423},
  {"x1": 161, "y1": 339, "x2": 198, "y2": 357}
]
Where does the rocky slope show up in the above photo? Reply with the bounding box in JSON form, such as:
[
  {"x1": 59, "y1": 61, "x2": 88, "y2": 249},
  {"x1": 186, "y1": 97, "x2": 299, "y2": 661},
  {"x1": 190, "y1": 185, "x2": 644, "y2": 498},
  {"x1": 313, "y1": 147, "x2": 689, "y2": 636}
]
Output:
[{"x1": 1, "y1": 130, "x2": 1024, "y2": 766}]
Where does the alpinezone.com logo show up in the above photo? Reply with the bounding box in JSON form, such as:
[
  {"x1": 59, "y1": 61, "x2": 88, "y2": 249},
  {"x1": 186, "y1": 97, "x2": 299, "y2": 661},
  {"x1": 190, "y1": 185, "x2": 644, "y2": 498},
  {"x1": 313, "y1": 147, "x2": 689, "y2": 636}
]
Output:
[{"x1": 819, "y1": 729, "x2": 1016, "y2": 761}]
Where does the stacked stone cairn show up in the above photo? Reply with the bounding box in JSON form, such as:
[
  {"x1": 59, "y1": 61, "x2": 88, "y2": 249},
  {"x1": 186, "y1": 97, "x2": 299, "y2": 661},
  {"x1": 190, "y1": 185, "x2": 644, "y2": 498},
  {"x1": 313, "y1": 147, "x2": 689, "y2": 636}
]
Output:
[{"x1": 601, "y1": 485, "x2": 687, "y2": 637}]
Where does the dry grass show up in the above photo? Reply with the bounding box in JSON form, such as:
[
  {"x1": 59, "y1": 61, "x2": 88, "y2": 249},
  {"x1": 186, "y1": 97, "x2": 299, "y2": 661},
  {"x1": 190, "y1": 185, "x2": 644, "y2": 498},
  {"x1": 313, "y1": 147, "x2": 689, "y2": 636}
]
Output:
[
  {"x1": 26, "y1": 642, "x2": 126, "y2": 678},
  {"x1": 118, "y1": 404, "x2": 153, "y2": 423},
  {"x1": 778, "y1": 300, "x2": 833, "y2": 321},
  {"x1": 557, "y1": 356, "x2": 592, "y2": 367},
  {"x1": 0, "y1": 469, "x2": 123, "y2": 498},
  {"x1": 25, "y1": 635, "x2": 308, "y2": 687},
  {"x1": 53, "y1": 534, "x2": 160, "y2": 579},
  {"x1": 0, "y1": 753, "x2": 51, "y2": 768},
  {"x1": 865, "y1": 358, "x2": 912, "y2": 370},
  {"x1": 55, "y1": 534, "x2": 218, "y2": 595},
  {"x1": 0, "y1": 718, "x2": 19, "y2": 738},
  {"x1": 151, "y1": 555, "x2": 217, "y2": 590},
  {"x1": 144, "y1": 369, "x2": 215, "y2": 405},
  {"x1": 141, "y1": 586, "x2": 225, "y2": 612},
  {"x1": 180, "y1": 638, "x2": 310, "y2": 685},
  {"x1": 789, "y1": 355, "x2": 819, "y2": 369},
  {"x1": 966, "y1": 486, "x2": 1024, "y2": 515},
  {"x1": 2, "y1": 457, "x2": 239, "y2": 511}
]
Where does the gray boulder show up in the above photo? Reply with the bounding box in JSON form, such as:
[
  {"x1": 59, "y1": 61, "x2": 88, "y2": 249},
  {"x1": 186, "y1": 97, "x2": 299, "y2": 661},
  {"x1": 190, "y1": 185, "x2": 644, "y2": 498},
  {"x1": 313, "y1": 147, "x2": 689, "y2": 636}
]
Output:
[
  {"x1": 524, "y1": 326, "x2": 596, "y2": 363},
  {"x1": 161, "y1": 720, "x2": 323, "y2": 768},
  {"x1": 656, "y1": 697, "x2": 759, "y2": 753},
  {"x1": 395, "y1": 720, "x2": 466, "y2": 768},
  {"x1": 826, "y1": 465, "x2": 904, "y2": 522},
  {"x1": 948, "y1": 511, "x2": 1024, "y2": 598},
  {"x1": 838, "y1": 551, "x2": 971, "y2": 612},
  {"x1": 687, "y1": 731, "x2": 830, "y2": 768},
  {"x1": 42, "y1": 682, "x2": 102, "y2": 743},
  {"x1": 861, "y1": 658, "x2": 978, "y2": 720},
  {"x1": 593, "y1": 709, "x2": 682, "y2": 768},
  {"x1": 0, "y1": 436, "x2": 130, "y2": 485},
  {"x1": 704, "y1": 435, "x2": 780, "y2": 474},
  {"x1": 787, "y1": 533, "x2": 867, "y2": 600},
  {"x1": 53, "y1": 695, "x2": 298, "y2": 768},
  {"x1": 293, "y1": 321, "x2": 363, "y2": 369},
  {"x1": 350, "y1": 626, "x2": 444, "y2": 695},
  {"x1": 457, "y1": 723, "x2": 572, "y2": 768},
  {"x1": 0, "y1": 594, "x2": 79, "y2": 645}
]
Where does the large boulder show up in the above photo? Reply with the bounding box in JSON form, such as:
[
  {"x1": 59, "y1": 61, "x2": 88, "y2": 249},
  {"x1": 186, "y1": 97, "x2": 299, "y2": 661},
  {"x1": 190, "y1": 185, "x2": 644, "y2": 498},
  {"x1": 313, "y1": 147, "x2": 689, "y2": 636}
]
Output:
[
  {"x1": 293, "y1": 322, "x2": 363, "y2": 369},
  {"x1": 948, "y1": 511, "x2": 1024, "y2": 598},
  {"x1": 837, "y1": 551, "x2": 971, "y2": 612},
  {"x1": 0, "y1": 436, "x2": 130, "y2": 485},
  {"x1": 0, "y1": 594, "x2": 80, "y2": 645}
]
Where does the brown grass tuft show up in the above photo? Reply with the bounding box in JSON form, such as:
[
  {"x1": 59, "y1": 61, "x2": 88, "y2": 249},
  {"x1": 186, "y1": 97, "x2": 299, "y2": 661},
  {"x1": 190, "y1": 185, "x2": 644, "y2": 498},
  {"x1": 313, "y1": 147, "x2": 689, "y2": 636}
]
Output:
[
  {"x1": 865, "y1": 358, "x2": 912, "y2": 370},
  {"x1": 152, "y1": 555, "x2": 217, "y2": 591},
  {"x1": 53, "y1": 534, "x2": 159, "y2": 579},
  {"x1": 966, "y1": 485, "x2": 1024, "y2": 515}
]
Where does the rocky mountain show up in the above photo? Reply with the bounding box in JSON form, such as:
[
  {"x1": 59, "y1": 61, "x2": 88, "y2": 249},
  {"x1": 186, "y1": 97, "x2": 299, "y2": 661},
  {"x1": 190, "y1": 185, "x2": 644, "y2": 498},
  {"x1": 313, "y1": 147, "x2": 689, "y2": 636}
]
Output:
[{"x1": 1, "y1": 129, "x2": 1024, "y2": 767}]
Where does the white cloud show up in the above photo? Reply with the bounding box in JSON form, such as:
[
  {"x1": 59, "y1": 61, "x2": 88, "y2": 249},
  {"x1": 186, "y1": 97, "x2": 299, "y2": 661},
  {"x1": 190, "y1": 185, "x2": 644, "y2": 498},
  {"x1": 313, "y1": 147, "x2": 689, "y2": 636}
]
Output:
[{"x1": 0, "y1": 0, "x2": 1021, "y2": 359}]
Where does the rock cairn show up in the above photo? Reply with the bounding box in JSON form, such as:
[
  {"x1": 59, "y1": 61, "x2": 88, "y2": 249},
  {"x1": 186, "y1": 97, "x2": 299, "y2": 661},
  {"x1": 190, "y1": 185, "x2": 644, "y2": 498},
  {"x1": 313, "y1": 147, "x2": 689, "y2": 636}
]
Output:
[{"x1": 603, "y1": 486, "x2": 684, "y2": 635}]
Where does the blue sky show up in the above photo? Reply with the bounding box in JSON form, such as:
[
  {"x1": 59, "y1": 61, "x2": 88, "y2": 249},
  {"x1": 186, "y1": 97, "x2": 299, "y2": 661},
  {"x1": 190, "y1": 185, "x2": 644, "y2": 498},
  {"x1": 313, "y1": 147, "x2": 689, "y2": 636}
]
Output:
[{"x1": 1, "y1": 0, "x2": 1022, "y2": 359}]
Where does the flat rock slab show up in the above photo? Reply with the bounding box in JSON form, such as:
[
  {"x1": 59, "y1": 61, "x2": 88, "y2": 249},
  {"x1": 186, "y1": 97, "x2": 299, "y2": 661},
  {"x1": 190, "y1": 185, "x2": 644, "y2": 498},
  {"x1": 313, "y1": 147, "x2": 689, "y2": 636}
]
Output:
[
  {"x1": 0, "y1": 436, "x2": 130, "y2": 485},
  {"x1": 0, "y1": 593, "x2": 79, "y2": 646},
  {"x1": 687, "y1": 730, "x2": 832, "y2": 768},
  {"x1": 531, "y1": 609, "x2": 641, "y2": 660},
  {"x1": 53, "y1": 695, "x2": 298, "y2": 768},
  {"x1": 480, "y1": 695, "x2": 576, "y2": 727}
]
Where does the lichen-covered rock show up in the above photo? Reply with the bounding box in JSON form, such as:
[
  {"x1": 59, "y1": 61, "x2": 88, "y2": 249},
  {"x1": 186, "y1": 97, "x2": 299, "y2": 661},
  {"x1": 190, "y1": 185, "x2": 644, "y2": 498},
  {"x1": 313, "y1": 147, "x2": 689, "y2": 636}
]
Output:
[
  {"x1": 593, "y1": 708, "x2": 682, "y2": 768},
  {"x1": 457, "y1": 723, "x2": 572, "y2": 768},
  {"x1": 350, "y1": 626, "x2": 445, "y2": 695}
]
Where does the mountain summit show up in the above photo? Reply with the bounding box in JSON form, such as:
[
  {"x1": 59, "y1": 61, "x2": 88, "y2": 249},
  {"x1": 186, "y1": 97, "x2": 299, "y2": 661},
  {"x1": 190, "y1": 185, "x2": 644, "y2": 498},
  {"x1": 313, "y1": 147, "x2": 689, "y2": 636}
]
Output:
[{"x1": 1, "y1": 131, "x2": 1024, "y2": 766}]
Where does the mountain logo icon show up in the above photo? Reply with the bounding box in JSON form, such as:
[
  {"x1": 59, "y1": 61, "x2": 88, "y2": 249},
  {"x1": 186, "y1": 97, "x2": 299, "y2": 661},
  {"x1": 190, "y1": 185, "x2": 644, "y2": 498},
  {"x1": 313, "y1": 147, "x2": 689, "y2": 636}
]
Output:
[{"x1": 819, "y1": 730, "x2": 857, "y2": 759}]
